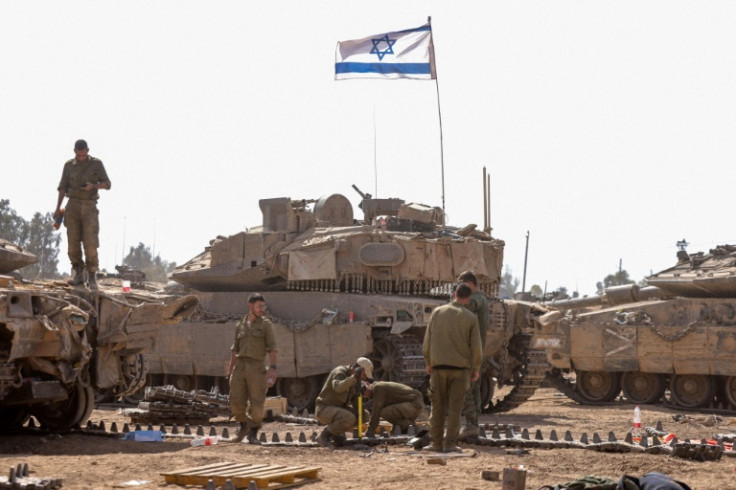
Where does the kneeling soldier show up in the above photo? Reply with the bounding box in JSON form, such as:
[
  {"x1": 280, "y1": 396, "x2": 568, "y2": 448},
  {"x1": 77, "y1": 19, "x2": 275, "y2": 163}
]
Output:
[
  {"x1": 364, "y1": 381, "x2": 424, "y2": 436},
  {"x1": 315, "y1": 357, "x2": 373, "y2": 446}
]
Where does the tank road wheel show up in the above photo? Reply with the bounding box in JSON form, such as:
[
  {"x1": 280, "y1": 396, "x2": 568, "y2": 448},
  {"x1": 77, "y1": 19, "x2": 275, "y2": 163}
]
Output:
[
  {"x1": 369, "y1": 338, "x2": 398, "y2": 382},
  {"x1": 33, "y1": 384, "x2": 95, "y2": 430},
  {"x1": 621, "y1": 372, "x2": 665, "y2": 405},
  {"x1": 668, "y1": 374, "x2": 715, "y2": 409},
  {"x1": 277, "y1": 376, "x2": 320, "y2": 412},
  {"x1": 723, "y1": 376, "x2": 736, "y2": 408},
  {"x1": 167, "y1": 374, "x2": 194, "y2": 392},
  {"x1": 575, "y1": 371, "x2": 621, "y2": 403}
]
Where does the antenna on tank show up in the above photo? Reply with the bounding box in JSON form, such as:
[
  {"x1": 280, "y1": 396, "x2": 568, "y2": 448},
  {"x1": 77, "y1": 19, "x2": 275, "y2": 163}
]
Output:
[
  {"x1": 122, "y1": 216, "x2": 126, "y2": 265},
  {"x1": 483, "y1": 166, "x2": 492, "y2": 234},
  {"x1": 522, "y1": 231, "x2": 530, "y2": 293}
]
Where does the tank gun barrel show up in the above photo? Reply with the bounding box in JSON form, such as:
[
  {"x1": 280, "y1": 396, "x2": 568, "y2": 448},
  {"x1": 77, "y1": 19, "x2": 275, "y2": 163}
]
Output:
[
  {"x1": 351, "y1": 184, "x2": 371, "y2": 199},
  {"x1": 549, "y1": 284, "x2": 667, "y2": 311}
]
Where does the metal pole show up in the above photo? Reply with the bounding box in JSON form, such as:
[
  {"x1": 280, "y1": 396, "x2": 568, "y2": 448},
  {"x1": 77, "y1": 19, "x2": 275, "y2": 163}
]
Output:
[
  {"x1": 373, "y1": 103, "x2": 378, "y2": 197},
  {"x1": 428, "y1": 16, "x2": 445, "y2": 215},
  {"x1": 487, "y1": 173, "x2": 491, "y2": 234},
  {"x1": 522, "y1": 231, "x2": 530, "y2": 293},
  {"x1": 483, "y1": 167, "x2": 488, "y2": 231}
]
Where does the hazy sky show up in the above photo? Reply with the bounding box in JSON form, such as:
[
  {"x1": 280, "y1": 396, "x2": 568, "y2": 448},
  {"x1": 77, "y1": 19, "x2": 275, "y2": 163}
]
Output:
[{"x1": 2, "y1": 1, "x2": 735, "y2": 296}]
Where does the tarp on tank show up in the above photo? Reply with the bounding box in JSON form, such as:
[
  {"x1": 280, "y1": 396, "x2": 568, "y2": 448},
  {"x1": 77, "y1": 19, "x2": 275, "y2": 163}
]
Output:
[{"x1": 287, "y1": 248, "x2": 337, "y2": 281}]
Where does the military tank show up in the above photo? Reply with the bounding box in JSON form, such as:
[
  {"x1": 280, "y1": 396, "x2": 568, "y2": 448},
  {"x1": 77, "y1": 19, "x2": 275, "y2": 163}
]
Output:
[
  {"x1": 161, "y1": 187, "x2": 550, "y2": 412},
  {"x1": 533, "y1": 244, "x2": 736, "y2": 411},
  {"x1": 0, "y1": 243, "x2": 198, "y2": 432}
]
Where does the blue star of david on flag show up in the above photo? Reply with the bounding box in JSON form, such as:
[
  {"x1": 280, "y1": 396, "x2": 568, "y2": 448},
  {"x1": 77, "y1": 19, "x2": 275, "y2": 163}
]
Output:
[
  {"x1": 335, "y1": 23, "x2": 436, "y2": 80},
  {"x1": 370, "y1": 35, "x2": 397, "y2": 61}
]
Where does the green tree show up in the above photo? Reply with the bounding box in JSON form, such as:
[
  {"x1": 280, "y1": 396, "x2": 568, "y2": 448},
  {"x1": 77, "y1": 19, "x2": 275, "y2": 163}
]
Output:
[
  {"x1": 545, "y1": 286, "x2": 570, "y2": 301},
  {"x1": 22, "y1": 212, "x2": 62, "y2": 279},
  {"x1": 123, "y1": 242, "x2": 177, "y2": 283},
  {"x1": 0, "y1": 200, "x2": 62, "y2": 278},
  {"x1": 529, "y1": 284, "x2": 543, "y2": 299},
  {"x1": 596, "y1": 269, "x2": 634, "y2": 294},
  {"x1": 0, "y1": 199, "x2": 25, "y2": 244},
  {"x1": 499, "y1": 266, "x2": 520, "y2": 298}
]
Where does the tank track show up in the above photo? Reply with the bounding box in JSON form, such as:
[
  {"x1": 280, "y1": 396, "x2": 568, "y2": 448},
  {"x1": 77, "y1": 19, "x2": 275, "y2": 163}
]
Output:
[
  {"x1": 488, "y1": 348, "x2": 550, "y2": 413},
  {"x1": 370, "y1": 336, "x2": 427, "y2": 389},
  {"x1": 544, "y1": 369, "x2": 589, "y2": 405},
  {"x1": 372, "y1": 331, "x2": 551, "y2": 412},
  {"x1": 20, "y1": 418, "x2": 727, "y2": 462},
  {"x1": 545, "y1": 369, "x2": 736, "y2": 414}
]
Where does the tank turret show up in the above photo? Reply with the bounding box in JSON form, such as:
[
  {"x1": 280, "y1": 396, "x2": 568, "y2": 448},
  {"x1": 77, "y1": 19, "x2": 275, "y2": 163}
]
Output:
[
  {"x1": 0, "y1": 238, "x2": 36, "y2": 274},
  {"x1": 172, "y1": 190, "x2": 502, "y2": 296},
  {"x1": 646, "y1": 244, "x2": 736, "y2": 297}
]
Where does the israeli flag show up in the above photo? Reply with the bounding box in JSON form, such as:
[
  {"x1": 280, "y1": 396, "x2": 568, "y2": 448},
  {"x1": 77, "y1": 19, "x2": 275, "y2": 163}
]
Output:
[{"x1": 335, "y1": 23, "x2": 436, "y2": 80}]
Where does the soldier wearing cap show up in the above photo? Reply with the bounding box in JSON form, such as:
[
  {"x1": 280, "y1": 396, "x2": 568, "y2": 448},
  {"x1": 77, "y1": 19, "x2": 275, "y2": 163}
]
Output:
[
  {"x1": 422, "y1": 283, "x2": 482, "y2": 453},
  {"x1": 226, "y1": 293, "x2": 278, "y2": 443},
  {"x1": 362, "y1": 381, "x2": 424, "y2": 436},
  {"x1": 54, "y1": 139, "x2": 111, "y2": 289},
  {"x1": 315, "y1": 357, "x2": 373, "y2": 446}
]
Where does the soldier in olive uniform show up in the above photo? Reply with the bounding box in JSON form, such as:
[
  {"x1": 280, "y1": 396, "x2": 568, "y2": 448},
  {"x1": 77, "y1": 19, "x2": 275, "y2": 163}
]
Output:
[
  {"x1": 226, "y1": 293, "x2": 278, "y2": 443},
  {"x1": 422, "y1": 283, "x2": 482, "y2": 453},
  {"x1": 315, "y1": 357, "x2": 373, "y2": 446},
  {"x1": 54, "y1": 139, "x2": 111, "y2": 289},
  {"x1": 363, "y1": 381, "x2": 424, "y2": 436},
  {"x1": 457, "y1": 271, "x2": 490, "y2": 440}
]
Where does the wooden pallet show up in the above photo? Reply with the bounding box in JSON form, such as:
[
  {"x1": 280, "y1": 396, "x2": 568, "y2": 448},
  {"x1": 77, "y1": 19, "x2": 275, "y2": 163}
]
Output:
[{"x1": 162, "y1": 461, "x2": 320, "y2": 489}]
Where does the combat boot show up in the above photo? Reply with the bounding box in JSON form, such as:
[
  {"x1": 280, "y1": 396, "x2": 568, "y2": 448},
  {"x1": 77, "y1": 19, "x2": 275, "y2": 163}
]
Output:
[
  {"x1": 68, "y1": 268, "x2": 85, "y2": 286},
  {"x1": 232, "y1": 422, "x2": 249, "y2": 443},
  {"x1": 247, "y1": 427, "x2": 261, "y2": 445},
  {"x1": 332, "y1": 433, "x2": 347, "y2": 447},
  {"x1": 316, "y1": 427, "x2": 332, "y2": 447},
  {"x1": 459, "y1": 424, "x2": 480, "y2": 441},
  {"x1": 87, "y1": 272, "x2": 98, "y2": 290}
]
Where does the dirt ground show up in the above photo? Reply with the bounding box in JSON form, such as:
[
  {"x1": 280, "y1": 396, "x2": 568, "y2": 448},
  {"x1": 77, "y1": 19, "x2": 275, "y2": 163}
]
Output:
[{"x1": 2, "y1": 388, "x2": 736, "y2": 489}]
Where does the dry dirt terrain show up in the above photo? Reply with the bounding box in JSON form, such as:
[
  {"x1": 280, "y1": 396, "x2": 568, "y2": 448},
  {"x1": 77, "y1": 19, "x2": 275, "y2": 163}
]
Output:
[{"x1": 2, "y1": 388, "x2": 735, "y2": 489}]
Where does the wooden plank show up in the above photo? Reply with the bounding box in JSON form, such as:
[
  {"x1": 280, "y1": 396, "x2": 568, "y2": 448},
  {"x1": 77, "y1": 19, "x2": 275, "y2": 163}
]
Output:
[{"x1": 162, "y1": 462, "x2": 321, "y2": 489}]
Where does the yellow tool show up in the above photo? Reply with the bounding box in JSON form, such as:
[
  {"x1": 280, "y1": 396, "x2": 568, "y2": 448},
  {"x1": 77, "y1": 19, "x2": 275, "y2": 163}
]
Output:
[{"x1": 358, "y1": 393, "x2": 363, "y2": 438}]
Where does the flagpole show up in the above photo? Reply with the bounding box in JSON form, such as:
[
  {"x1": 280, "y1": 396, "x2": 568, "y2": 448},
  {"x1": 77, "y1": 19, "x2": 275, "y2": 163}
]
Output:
[
  {"x1": 373, "y1": 103, "x2": 378, "y2": 197},
  {"x1": 428, "y1": 16, "x2": 445, "y2": 218}
]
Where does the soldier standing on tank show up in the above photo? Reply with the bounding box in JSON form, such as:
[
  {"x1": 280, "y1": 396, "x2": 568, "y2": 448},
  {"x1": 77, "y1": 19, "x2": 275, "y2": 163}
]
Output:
[
  {"x1": 315, "y1": 357, "x2": 373, "y2": 446},
  {"x1": 457, "y1": 271, "x2": 490, "y2": 440},
  {"x1": 363, "y1": 381, "x2": 424, "y2": 436},
  {"x1": 54, "y1": 139, "x2": 111, "y2": 289},
  {"x1": 226, "y1": 293, "x2": 278, "y2": 444},
  {"x1": 423, "y1": 283, "x2": 482, "y2": 453}
]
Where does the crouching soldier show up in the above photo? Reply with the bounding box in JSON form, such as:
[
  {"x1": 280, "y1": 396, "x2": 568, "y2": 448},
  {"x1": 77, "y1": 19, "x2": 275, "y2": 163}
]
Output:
[
  {"x1": 363, "y1": 381, "x2": 424, "y2": 436},
  {"x1": 315, "y1": 357, "x2": 373, "y2": 446}
]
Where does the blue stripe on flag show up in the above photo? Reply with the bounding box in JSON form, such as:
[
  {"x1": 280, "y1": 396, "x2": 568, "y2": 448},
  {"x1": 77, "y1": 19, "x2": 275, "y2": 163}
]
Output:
[
  {"x1": 335, "y1": 62, "x2": 431, "y2": 75},
  {"x1": 394, "y1": 25, "x2": 431, "y2": 35}
]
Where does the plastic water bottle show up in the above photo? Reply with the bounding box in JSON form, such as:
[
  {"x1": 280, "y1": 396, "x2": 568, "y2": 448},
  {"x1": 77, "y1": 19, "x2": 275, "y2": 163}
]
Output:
[
  {"x1": 53, "y1": 209, "x2": 65, "y2": 230},
  {"x1": 632, "y1": 405, "x2": 642, "y2": 438},
  {"x1": 190, "y1": 436, "x2": 218, "y2": 447}
]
